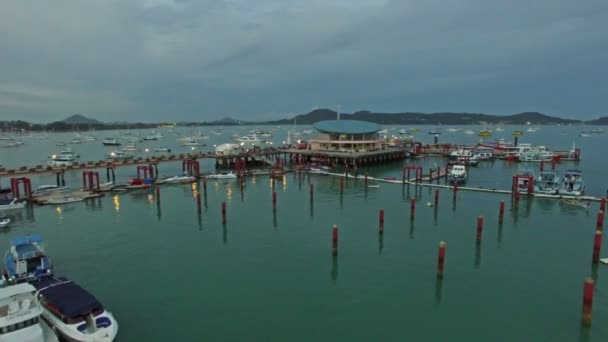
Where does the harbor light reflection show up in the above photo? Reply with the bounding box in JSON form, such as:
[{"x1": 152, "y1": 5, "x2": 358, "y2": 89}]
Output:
[{"x1": 113, "y1": 195, "x2": 120, "y2": 213}]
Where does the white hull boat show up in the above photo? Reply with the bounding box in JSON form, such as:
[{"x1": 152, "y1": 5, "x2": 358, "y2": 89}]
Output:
[
  {"x1": 164, "y1": 176, "x2": 197, "y2": 184},
  {"x1": 448, "y1": 165, "x2": 468, "y2": 184},
  {"x1": 206, "y1": 172, "x2": 237, "y2": 180},
  {"x1": 0, "y1": 217, "x2": 10, "y2": 228},
  {"x1": 46, "y1": 197, "x2": 84, "y2": 205},
  {"x1": 0, "y1": 199, "x2": 26, "y2": 211}
]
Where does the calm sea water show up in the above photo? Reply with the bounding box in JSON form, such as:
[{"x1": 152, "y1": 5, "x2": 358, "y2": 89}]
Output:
[{"x1": 1, "y1": 125, "x2": 607, "y2": 341}]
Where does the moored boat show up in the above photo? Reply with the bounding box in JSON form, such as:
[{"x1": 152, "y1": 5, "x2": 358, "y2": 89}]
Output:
[
  {"x1": 0, "y1": 283, "x2": 59, "y2": 341},
  {"x1": 46, "y1": 197, "x2": 84, "y2": 205},
  {"x1": 0, "y1": 214, "x2": 10, "y2": 228},
  {"x1": 32, "y1": 185, "x2": 72, "y2": 197},
  {"x1": 106, "y1": 151, "x2": 133, "y2": 160},
  {"x1": 478, "y1": 129, "x2": 492, "y2": 137},
  {"x1": 534, "y1": 171, "x2": 560, "y2": 195},
  {"x1": 447, "y1": 165, "x2": 468, "y2": 184},
  {"x1": 164, "y1": 175, "x2": 197, "y2": 184},
  {"x1": 559, "y1": 169, "x2": 585, "y2": 196},
  {"x1": 102, "y1": 138, "x2": 121, "y2": 146},
  {"x1": 0, "y1": 198, "x2": 26, "y2": 211},
  {"x1": 3, "y1": 235, "x2": 53, "y2": 284},
  {"x1": 34, "y1": 277, "x2": 118, "y2": 342},
  {"x1": 206, "y1": 171, "x2": 237, "y2": 180}
]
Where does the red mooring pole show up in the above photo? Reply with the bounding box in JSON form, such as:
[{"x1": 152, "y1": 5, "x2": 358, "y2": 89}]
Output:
[
  {"x1": 582, "y1": 277, "x2": 595, "y2": 326},
  {"x1": 499, "y1": 200, "x2": 505, "y2": 223},
  {"x1": 597, "y1": 210, "x2": 605, "y2": 231},
  {"x1": 592, "y1": 230, "x2": 602, "y2": 264},
  {"x1": 410, "y1": 197, "x2": 416, "y2": 219},
  {"x1": 379, "y1": 209, "x2": 385, "y2": 227},
  {"x1": 437, "y1": 241, "x2": 446, "y2": 278},
  {"x1": 476, "y1": 215, "x2": 484, "y2": 243},
  {"x1": 600, "y1": 198, "x2": 606, "y2": 213},
  {"x1": 332, "y1": 224, "x2": 338, "y2": 256},
  {"x1": 434, "y1": 189, "x2": 440, "y2": 207}
]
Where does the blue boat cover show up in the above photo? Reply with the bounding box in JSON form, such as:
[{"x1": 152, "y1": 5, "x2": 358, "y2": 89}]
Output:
[
  {"x1": 35, "y1": 277, "x2": 102, "y2": 318},
  {"x1": 10, "y1": 235, "x2": 44, "y2": 247}
]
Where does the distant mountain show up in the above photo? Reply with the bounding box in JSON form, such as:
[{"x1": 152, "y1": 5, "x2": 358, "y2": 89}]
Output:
[
  {"x1": 585, "y1": 117, "x2": 608, "y2": 125},
  {"x1": 61, "y1": 114, "x2": 101, "y2": 125},
  {"x1": 262, "y1": 109, "x2": 581, "y2": 125}
]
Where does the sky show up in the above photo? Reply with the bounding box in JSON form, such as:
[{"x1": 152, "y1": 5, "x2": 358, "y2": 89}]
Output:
[{"x1": 1, "y1": 0, "x2": 607, "y2": 123}]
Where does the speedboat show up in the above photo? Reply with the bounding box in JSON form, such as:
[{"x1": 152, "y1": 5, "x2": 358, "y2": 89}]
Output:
[
  {"x1": 106, "y1": 151, "x2": 133, "y2": 160},
  {"x1": 559, "y1": 170, "x2": 585, "y2": 196},
  {"x1": 164, "y1": 175, "x2": 197, "y2": 184},
  {"x1": 206, "y1": 171, "x2": 237, "y2": 180},
  {"x1": 534, "y1": 171, "x2": 560, "y2": 195},
  {"x1": 0, "y1": 283, "x2": 59, "y2": 341},
  {"x1": 0, "y1": 198, "x2": 26, "y2": 211},
  {"x1": 428, "y1": 130, "x2": 441, "y2": 135},
  {"x1": 46, "y1": 197, "x2": 84, "y2": 205},
  {"x1": 102, "y1": 138, "x2": 121, "y2": 146},
  {"x1": 3, "y1": 235, "x2": 53, "y2": 284},
  {"x1": 448, "y1": 165, "x2": 468, "y2": 184},
  {"x1": 34, "y1": 277, "x2": 118, "y2": 342}
]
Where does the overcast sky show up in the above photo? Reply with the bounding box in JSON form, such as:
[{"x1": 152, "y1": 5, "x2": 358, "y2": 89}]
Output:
[{"x1": 1, "y1": 0, "x2": 607, "y2": 122}]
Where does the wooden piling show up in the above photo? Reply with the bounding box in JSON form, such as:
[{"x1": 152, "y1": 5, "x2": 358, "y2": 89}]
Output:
[
  {"x1": 476, "y1": 215, "x2": 484, "y2": 243},
  {"x1": 582, "y1": 277, "x2": 594, "y2": 326},
  {"x1": 221, "y1": 201, "x2": 227, "y2": 224},
  {"x1": 592, "y1": 230, "x2": 602, "y2": 264},
  {"x1": 332, "y1": 224, "x2": 338, "y2": 256},
  {"x1": 499, "y1": 200, "x2": 505, "y2": 223},
  {"x1": 437, "y1": 241, "x2": 446, "y2": 278}
]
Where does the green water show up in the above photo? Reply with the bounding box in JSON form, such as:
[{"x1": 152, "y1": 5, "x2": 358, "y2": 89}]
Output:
[{"x1": 1, "y1": 126, "x2": 608, "y2": 341}]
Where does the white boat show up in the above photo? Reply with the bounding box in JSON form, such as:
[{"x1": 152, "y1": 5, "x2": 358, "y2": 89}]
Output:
[
  {"x1": 211, "y1": 130, "x2": 223, "y2": 136},
  {"x1": 450, "y1": 149, "x2": 473, "y2": 158},
  {"x1": 0, "y1": 217, "x2": 10, "y2": 228},
  {"x1": 579, "y1": 133, "x2": 592, "y2": 138},
  {"x1": 153, "y1": 147, "x2": 171, "y2": 152},
  {"x1": 0, "y1": 283, "x2": 59, "y2": 342},
  {"x1": 215, "y1": 143, "x2": 241, "y2": 156},
  {"x1": 102, "y1": 138, "x2": 121, "y2": 146},
  {"x1": 47, "y1": 154, "x2": 75, "y2": 167},
  {"x1": 143, "y1": 132, "x2": 163, "y2": 140},
  {"x1": 70, "y1": 139, "x2": 82, "y2": 144},
  {"x1": 206, "y1": 171, "x2": 237, "y2": 179},
  {"x1": 448, "y1": 165, "x2": 468, "y2": 184},
  {"x1": 559, "y1": 169, "x2": 585, "y2": 196},
  {"x1": 534, "y1": 171, "x2": 561, "y2": 195},
  {"x1": 495, "y1": 127, "x2": 505, "y2": 132},
  {"x1": 83, "y1": 136, "x2": 96, "y2": 142},
  {"x1": 122, "y1": 144, "x2": 139, "y2": 152},
  {"x1": 164, "y1": 175, "x2": 196, "y2": 184},
  {"x1": 46, "y1": 197, "x2": 84, "y2": 205},
  {"x1": 526, "y1": 127, "x2": 538, "y2": 132},
  {"x1": 464, "y1": 129, "x2": 475, "y2": 135},
  {"x1": 398, "y1": 129, "x2": 408, "y2": 134},
  {"x1": 182, "y1": 138, "x2": 205, "y2": 146},
  {"x1": 236, "y1": 135, "x2": 261, "y2": 143},
  {"x1": 302, "y1": 129, "x2": 313, "y2": 134},
  {"x1": 106, "y1": 151, "x2": 133, "y2": 160},
  {"x1": 0, "y1": 199, "x2": 26, "y2": 211},
  {"x1": 59, "y1": 148, "x2": 79, "y2": 159},
  {"x1": 34, "y1": 277, "x2": 118, "y2": 342},
  {"x1": 33, "y1": 185, "x2": 72, "y2": 197},
  {"x1": 471, "y1": 147, "x2": 494, "y2": 160},
  {"x1": 446, "y1": 128, "x2": 459, "y2": 132}
]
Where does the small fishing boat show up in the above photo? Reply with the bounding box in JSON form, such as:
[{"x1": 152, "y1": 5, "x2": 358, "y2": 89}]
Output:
[
  {"x1": 534, "y1": 171, "x2": 560, "y2": 195},
  {"x1": 102, "y1": 138, "x2": 121, "y2": 146},
  {"x1": 46, "y1": 197, "x2": 84, "y2": 205},
  {"x1": 206, "y1": 171, "x2": 237, "y2": 180},
  {"x1": 34, "y1": 276, "x2": 118, "y2": 342},
  {"x1": 512, "y1": 130, "x2": 524, "y2": 136},
  {"x1": 478, "y1": 129, "x2": 492, "y2": 137},
  {"x1": 560, "y1": 198, "x2": 591, "y2": 209},
  {"x1": 447, "y1": 165, "x2": 468, "y2": 184},
  {"x1": 559, "y1": 169, "x2": 585, "y2": 196},
  {"x1": 164, "y1": 175, "x2": 197, "y2": 184},
  {"x1": 0, "y1": 283, "x2": 59, "y2": 341},
  {"x1": 3, "y1": 235, "x2": 53, "y2": 283},
  {"x1": 0, "y1": 198, "x2": 26, "y2": 211}
]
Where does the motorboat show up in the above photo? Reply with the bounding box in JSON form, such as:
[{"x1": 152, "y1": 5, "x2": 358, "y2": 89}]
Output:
[
  {"x1": 106, "y1": 151, "x2": 133, "y2": 160},
  {"x1": 463, "y1": 129, "x2": 475, "y2": 135},
  {"x1": 559, "y1": 170, "x2": 585, "y2": 196},
  {"x1": 236, "y1": 135, "x2": 261, "y2": 143},
  {"x1": 428, "y1": 130, "x2": 441, "y2": 135},
  {"x1": 3, "y1": 235, "x2": 53, "y2": 283},
  {"x1": 560, "y1": 198, "x2": 591, "y2": 209},
  {"x1": 308, "y1": 165, "x2": 332, "y2": 174},
  {"x1": 84, "y1": 136, "x2": 96, "y2": 142},
  {"x1": 102, "y1": 138, "x2": 121, "y2": 146},
  {"x1": 70, "y1": 139, "x2": 82, "y2": 144},
  {"x1": 47, "y1": 154, "x2": 75, "y2": 167},
  {"x1": 0, "y1": 283, "x2": 59, "y2": 341},
  {"x1": 526, "y1": 127, "x2": 538, "y2": 133},
  {"x1": 534, "y1": 171, "x2": 560, "y2": 195},
  {"x1": 512, "y1": 131, "x2": 524, "y2": 136},
  {"x1": 447, "y1": 165, "x2": 468, "y2": 184},
  {"x1": 471, "y1": 148, "x2": 494, "y2": 160},
  {"x1": 46, "y1": 197, "x2": 84, "y2": 205},
  {"x1": 215, "y1": 143, "x2": 242, "y2": 156},
  {"x1": 32, "y1": 185, "x2": 72, "y2": 197},
  {"x1": 0, "y1": 198, "x2": 26, "y2": 211},
  {"x1": 153, "y1": 147, "x2": 171, "y2": 152},
  {"x1": 519, "y1": 149, "x2": 556, "y2": 162},
  {"x1": 398, "y1": 129, "x2": 409, "y2": 135},
  {"x1": 59, "y1": 148, "x2": 79, "y2": 159},
  {"x1": 122, "y1": 144, "x2": 138, "y2": 152},
  {"x1": 34, "y1": 277, "x2": 118, "y2": 342},
  {"x1": 378, "y1": 129, "x2": 389, "y2": 134},
  {"x1": 494, "y1": 127, "x2": 505, "y2": 132},
  {"x1": 206, "y1": 171, "x2": 237, "y2": 180},
  {"x1": 164, "y1": 175, "x2": 197, "y2": 184},
  {"x1": 182, "y1": 138, "x2": 205, "y2": 146},
  {"x1": 143, "y1": 132, "x2": 163, "y2": 140},
  {"x1": 446, "y1": 128, "x2": 459, "y2": 132}
]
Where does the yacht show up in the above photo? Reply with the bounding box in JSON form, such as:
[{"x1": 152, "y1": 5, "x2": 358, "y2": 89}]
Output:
[
  {"x1": 534, "y1": 171, "x2": 560, "y2": 195},
  {"x1": 34, "y1": 277, "x2": 118, "y2": 342},
  {"x1": 102, "y1": 138, "x2": 121, "y2": 146},
  {"x1": 121, "y1": 144, "x2": 139, "y2": 152},
  {"x1": 236, "y1": 135, "x2": 261, "y2": 143},
  {"x1": 3, "y1": 235, "x2": 53, "y2": 284},
  {"x1": 47, "y1": 154, "x2": 74, "y2": 167},
  {"x1": 559, "y1": 170, "x2": 585, "y2": 196},
  {"x1": 58, "y1": 148, "x2": 79, "y2": 159},
  {"x1": 106, "y1": 151, "x2": 133, "y2": 160},
  {"x1": 143, "y1": 132, "x2": 163, "y2": 141},
  {"x1": 0, "y1": 283, "x2": 59, "y2": 341},
  {"x1": 447, "y1": 165, "x2": 468, "y2": 184}
]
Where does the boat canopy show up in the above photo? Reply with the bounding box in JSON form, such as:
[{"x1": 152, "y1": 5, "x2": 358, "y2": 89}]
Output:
[
  {"x1": 36, "y1": 278, "x2": 102, "y2": 319},
  {"x1": 10, "y1": 235, "x2": 43, "y2": 247}
]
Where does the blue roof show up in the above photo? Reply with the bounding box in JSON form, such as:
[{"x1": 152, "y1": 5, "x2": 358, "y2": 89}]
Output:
[
  {"x1": 313, "y1": 120, "x2": 381, "y2": 135},
  {"x1": 35, "y1": 277, "x2": 102, "y2": 318},
  {"x1": 10, "y1": 235, "x2": 43, "y2": 247}
]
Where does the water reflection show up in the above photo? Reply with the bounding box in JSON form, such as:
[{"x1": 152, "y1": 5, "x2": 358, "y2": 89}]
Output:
[
  {"x1": 330, "y1": 256, "x2": 338, "y2": 285},
  {"x1": 272, "y1": 208, "x2": 277, "y2": 230},
  {"x1": 226, "y1": 184, "x2": 233, "y2": 203},
  {"x1": 113, "y1": 195, "x2": 120, "y2": 214},
  {"x1": 222, "y1": 223, "x2": 228, "y2": 244},
  {"x1": 474, "y1": 243, "x2": 482, "y2": 269},
  {"x1": 55, "y1": 206, "x2": 64, "y2": 224},
  {"x1": 434, "y1": 278, "x2": 444, "y2": 306},
  {"x1": 281, "y1": 175, "x2": 287, "y2": 192},
  {"x1": 378, "y1": 231, "x2": 384, "y2": 255},
  {"x1": 409, "y1": 220, "x2": 415, "y2": 239}
]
